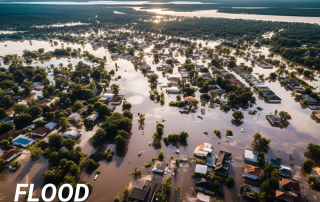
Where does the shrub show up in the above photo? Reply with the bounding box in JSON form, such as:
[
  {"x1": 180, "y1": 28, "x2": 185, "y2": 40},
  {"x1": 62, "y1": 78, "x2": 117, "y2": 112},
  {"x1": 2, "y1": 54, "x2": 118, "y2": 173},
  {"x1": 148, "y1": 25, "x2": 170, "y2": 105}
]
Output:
[
  {"x1": 303, "y1": 159, "x2": 314, "y2": 173},
  {"x1": 226, "y1": 176, "x2": 235, "y2": 188}
]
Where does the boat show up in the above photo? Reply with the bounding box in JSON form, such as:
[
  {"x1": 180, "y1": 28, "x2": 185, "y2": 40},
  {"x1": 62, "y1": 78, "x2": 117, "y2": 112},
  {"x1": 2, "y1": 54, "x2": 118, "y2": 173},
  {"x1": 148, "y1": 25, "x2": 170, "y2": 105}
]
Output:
[
  {"x1": 197, "y1": 115, "x2": 203, "y2": 120},
  {"x1": 94, "y1": 174, "x2": 99, "y2": 180},
  {"x1": 175, "y1": 150, "x2": 180, "y2": 154},
  {"x1": 241, "y1": 128, "x2": 244, "y2": 132}
]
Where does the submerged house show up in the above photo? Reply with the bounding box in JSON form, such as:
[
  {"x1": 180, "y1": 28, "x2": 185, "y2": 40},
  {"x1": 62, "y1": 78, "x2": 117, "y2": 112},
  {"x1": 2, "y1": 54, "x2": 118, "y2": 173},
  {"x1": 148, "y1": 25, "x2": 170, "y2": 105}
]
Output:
[
  {"x1": 275, "y1": 190, "x2": 306, "y2": 202},
  {"x1": 280, "y1": 178, "x2": 304, "y2": 199},
  {"x1": 244, "y1": 164, "x2": 262, "y2": 186},
  {"x1": 194, "y1": 143, "x2": 212, "y2": 157},
  {"x1": 195, "y1": 164, "x2": 208, "y2": 175},
  {"x1": 152, "y1": 161, "x2": 165, "y2": 173},
  {"x1": 266, "y1": 158, "x2": 281, "y2": 168},
  {"x1": 128, "y1": 179, "x2": 158, "y2": 202},
  {"x1": 267, "y1": 95, "x2": 282, "y2": 103},
  {"x1": 61, "y1": 130, "x2": 81, "y2": 139},
  {"x1": 214, "y1": 151, "x2": 232, "y2": 176},
  {"x1": 244, "y1": 150, "x2": 258, "y2": 165},
  {"x1": 195, "y1": 178, "x2": 215, "y2": 195}
]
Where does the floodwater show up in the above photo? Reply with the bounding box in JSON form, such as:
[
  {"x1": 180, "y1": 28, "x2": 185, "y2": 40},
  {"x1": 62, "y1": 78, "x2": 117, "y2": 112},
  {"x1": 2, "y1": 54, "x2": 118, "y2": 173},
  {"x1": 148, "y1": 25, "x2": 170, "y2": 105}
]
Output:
[
  {"x1": 133, "y1": 7, "x2": 320, "y2": 25},
  {"x1": 1, "y1": 38, "x2": 320, "y2": 202}
]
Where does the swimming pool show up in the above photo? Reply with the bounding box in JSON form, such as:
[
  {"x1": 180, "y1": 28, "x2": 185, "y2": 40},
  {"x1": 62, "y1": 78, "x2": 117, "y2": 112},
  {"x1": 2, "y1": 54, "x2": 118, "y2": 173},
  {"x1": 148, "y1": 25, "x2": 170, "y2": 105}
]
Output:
[{"x1": 13, "y1": 137, "x2": 33, "y2": 146}]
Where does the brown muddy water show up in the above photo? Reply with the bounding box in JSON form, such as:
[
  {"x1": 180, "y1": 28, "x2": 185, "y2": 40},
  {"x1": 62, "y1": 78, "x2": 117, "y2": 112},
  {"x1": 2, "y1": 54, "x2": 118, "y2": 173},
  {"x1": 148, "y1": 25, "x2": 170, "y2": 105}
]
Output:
[{"x1": 1, "y1": 39, "x2": 320, "y2": 202}]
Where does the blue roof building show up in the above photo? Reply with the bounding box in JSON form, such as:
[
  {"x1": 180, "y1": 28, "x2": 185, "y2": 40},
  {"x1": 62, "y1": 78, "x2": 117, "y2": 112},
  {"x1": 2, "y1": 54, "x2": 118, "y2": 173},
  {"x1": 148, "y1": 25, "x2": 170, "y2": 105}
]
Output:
[
  {"x1": 0, "y1": 116, "x2": 12, "y2": 124},
  {"x1": 266, "y1": 158, "x2": 281, "y2": 168},
  {"x1": 44, "y1": 122, "x2": 58, "y2": 130}
]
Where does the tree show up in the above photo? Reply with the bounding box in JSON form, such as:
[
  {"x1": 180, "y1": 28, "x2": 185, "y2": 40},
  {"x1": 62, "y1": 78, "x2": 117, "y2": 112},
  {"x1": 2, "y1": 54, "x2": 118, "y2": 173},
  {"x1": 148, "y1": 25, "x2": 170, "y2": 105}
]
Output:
[
  {"x1": 0, "y1": 122, "x2": 13, "y2": 135},
  {"x1": 226, "y1": 129, "x2": 233, "y2": 136},
  {"x1": 162, "y1": 177, "x2": 172, "y2": 193},
  {"x1": 0, "y1": 108, "x2": 7, "y2": 120},
  {"x1": 176, "y1": 95, "x2": 181, "y2": 101},
  {"x1": 122, "y1": 187, "x2": 130, "y2": 202},
  {"x1": 29, "y1": 144, "x2": 43, "y2": 160},
  {"x1": 62, "y1": 138, "x2": 76, "y2": 150},
  {"x1": 278, "y1": 111, "x2": 292, "y2": 122},
  {"x1": 149, "y1": 74, "x2": 159, "y2": 83},
  {"x1": 48, "y1": 152, "x2": 60, "y2": 165},
  {"x1": 0, "y1": 140, "x2": 10, "y2": 148},
  {"x1": 210, "y1": 90, "x2": 218, "y2": 101},
  {"x1": 122, "y1": 102, "x2": 132, "y2": 110},
  {"x1": 115, "y1": 135, "x2": 126, "y2": 149},
  {"x1": 158, "y1": 151, "x2": 164, "y2": 161},
  {"x1": 89, "y1": 129, "x2": 106, "y2": 147},
  {"x1": 99, "y1": 104, "x2": 109, "y2": 118},
  {"x1": 214, "y1": 130, "x2": 221, "y2": 138},
  {"x1": 14, "y1": 114, "x2": 32, "y2": 130},
  {"x1": 72, "y1": 101, "x2": 84, "y2": 112},
  {"x1": 0, "y1": 158, "x2": 6, "y2": 170},
  {"x1": 226, "y1": 175, "x2": 235, "y2": 188},
  {"x1": 122, "y1": 110, "x2": 133, "y2": 119},
  {"x1": 34, "y1": 120, "x2": 47, "y2": 128},
  {"x1": 59, "y1": 117, "x2": 69, "y2": 131},
  {"x1": 269, "y1": 72, "x2": 277, "y2": 79},
  {"x1": 111, "y1": 84, "x2": 119, "y2": 96},
  {"x1": 232, "y1": 111, "x2": 244, "y2": 122},
  {"x1": 13, "y1": 104, "x2": 27, "y2": 115},
  {"x1": 303, "y1": 159, "x2": 313, "y2": 173},
  {"x1": 48, "y1": 133, "x2": 63, "y2": 149},
  {"x1": 253, "y1": 132, "x2": 271, "y2": 152}
]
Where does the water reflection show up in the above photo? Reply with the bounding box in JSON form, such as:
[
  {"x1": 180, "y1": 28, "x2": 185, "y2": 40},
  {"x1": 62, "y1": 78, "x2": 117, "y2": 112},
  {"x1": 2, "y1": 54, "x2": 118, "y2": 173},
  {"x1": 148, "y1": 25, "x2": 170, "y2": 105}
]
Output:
[{"x1": 133, "y1": 7, "x2": 320, "y2": 25}]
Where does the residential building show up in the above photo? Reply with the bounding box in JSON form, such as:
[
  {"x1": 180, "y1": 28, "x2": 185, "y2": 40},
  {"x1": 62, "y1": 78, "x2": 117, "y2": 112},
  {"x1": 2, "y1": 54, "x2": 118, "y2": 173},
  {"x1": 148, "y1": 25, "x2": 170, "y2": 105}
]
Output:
[
  {"x1": 244, "y1": 150, "x2": 258, "y2": 165},
  {"x1": 275, "y1": 190, "x2": 306, "y2": 202},
  {"x1": 214, "y1": 151, "x2": 232, "y2": 176},
  {"x1": 45, "y1": 122, "x2": 58, "y2": 130},
  {"x1": 241, "y1": 184, "x2": 260, "y2": 199},
  {"x1": 0, "y1": 149, "x2": 22, "y2": 162},
  {"x1": 87, "y1": 113, "x2": 99, "y2": 121},
  {"x1": 266, "y1": 158, "x2": 281, "y2": 168},
  {"x1": 152, "y1": 161, "x2": 165, "y2": 173},
  {"x1": 67, "y1": 113, "x2": 81, "y2": 122},
  {"x1": 0, "y1": 129, "x2": 17, "y2": 141},
  {"x1": 195, "y1": 164, "x2": 208, "y2": 175},
  {"x1": 30, "y1": 127, "x2": 51, "y2": 137},
  {"x1": 244, "y1": 164, "x2": 262, "y2": 186},
  {"x1": 61, "y1": 130, "x2": 81, "y2": 139},
  {"x1": 280, "y1": 178, "x2": 304, "y2": 198},
  {"x1": 305, "y1": 96, "x2": 318, "y2": 105},
  {"x1": 0, "y1": 116, "x2": 12, "y2": 124},
  {"x1": 128, "y1": 177, "x2": 163, "y2": 202},
  {"x1": 195, "y1": 178, "x2": 215, "y2": 195},
  {"x1": 267, "y1": 95, "x2": 282, "y2": 103}
]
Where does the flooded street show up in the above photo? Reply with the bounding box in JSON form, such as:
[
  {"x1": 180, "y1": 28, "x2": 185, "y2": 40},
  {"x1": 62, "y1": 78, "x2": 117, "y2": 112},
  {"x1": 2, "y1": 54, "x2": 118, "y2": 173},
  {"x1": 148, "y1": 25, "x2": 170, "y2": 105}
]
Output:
[{"x1": 1, "y1": 38, "x2": 320, "y2": 201}]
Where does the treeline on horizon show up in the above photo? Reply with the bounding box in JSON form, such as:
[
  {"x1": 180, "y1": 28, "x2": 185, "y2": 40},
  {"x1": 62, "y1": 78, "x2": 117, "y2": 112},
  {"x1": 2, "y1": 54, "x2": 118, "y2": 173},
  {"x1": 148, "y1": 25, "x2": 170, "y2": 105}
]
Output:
[
  {"x1": 0, "y1": 4, "x2": 320, "y2": 69},
  {"x1": 0, "y1": 5, "x2": 151, "y2": 31}
]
